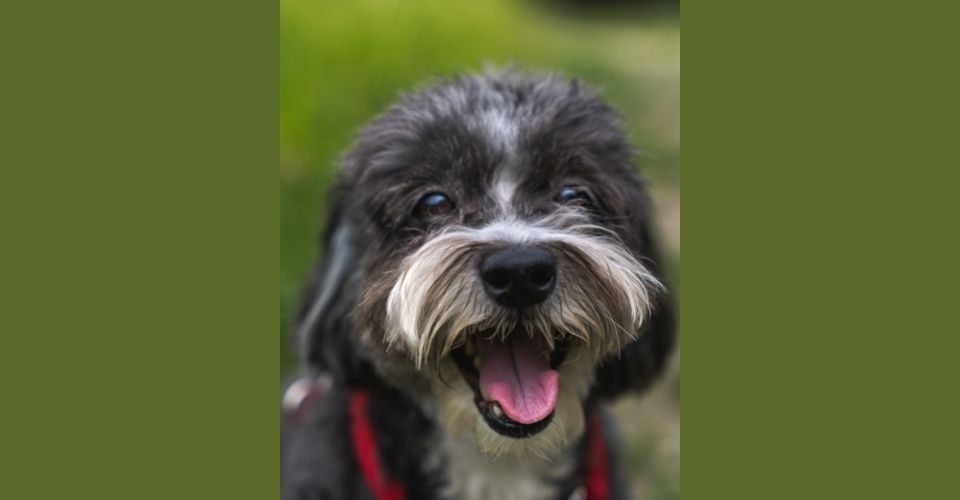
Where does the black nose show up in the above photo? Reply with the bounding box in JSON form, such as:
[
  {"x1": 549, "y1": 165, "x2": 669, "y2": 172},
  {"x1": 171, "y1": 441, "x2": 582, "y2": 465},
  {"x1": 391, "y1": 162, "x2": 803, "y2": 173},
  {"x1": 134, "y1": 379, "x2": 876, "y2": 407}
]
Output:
[{"x1": 480, "y1": 246, "x2": 557, "y2": 308}]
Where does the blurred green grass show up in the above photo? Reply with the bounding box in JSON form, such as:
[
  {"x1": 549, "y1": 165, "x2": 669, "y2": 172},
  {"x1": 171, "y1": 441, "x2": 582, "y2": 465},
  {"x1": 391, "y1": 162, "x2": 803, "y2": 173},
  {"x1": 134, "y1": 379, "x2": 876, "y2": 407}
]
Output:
[{"x1": 281, "y1": 1, "x2": 679, "y2": 498}]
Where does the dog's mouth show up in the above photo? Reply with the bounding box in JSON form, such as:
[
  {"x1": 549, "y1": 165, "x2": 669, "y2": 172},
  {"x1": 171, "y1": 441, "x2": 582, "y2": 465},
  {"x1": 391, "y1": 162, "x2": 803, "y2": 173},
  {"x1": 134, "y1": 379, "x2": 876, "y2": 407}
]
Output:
[{"x1": 450, "y1": 329, "x2": 569, "y2": 438}]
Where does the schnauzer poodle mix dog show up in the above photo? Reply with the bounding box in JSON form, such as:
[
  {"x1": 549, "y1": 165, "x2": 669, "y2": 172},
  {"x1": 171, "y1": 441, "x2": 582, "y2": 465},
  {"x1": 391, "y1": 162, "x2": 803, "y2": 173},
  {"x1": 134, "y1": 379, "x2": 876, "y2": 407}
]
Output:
[{"x1": 282, "y1": 70, "x2": 676, "y2": 500}]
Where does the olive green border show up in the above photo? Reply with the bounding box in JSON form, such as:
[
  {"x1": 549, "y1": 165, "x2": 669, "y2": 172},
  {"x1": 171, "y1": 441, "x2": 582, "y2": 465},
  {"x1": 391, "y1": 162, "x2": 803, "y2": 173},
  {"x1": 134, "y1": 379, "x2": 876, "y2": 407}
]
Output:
[
  {"x1": 682, "y1": 1, "x2": 956, "y2": 499},
  {"x1": 2, "y1": 1, "x2": 278, "y2": 498}
]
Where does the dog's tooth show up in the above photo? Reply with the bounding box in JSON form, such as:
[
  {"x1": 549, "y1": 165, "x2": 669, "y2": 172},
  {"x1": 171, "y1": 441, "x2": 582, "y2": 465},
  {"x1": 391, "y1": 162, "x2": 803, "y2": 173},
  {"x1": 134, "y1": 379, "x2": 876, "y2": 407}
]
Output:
[
  {"x1": 490, "y1": 402, "x2": 504, "y2": 418},
  {"x1": 473, "y1": 355, "x2": 481, "y2": 370}
]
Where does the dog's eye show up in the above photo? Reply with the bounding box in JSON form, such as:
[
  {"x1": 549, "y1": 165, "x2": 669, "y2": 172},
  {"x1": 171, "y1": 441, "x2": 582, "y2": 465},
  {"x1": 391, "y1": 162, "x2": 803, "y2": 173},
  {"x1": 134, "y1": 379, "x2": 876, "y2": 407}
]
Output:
[
  {"x1": 415, "y1": 192, "x2": 455, "y2": 218},
  {"x1": 555, "y1": 186, "x2": 594, "y2": 206}
]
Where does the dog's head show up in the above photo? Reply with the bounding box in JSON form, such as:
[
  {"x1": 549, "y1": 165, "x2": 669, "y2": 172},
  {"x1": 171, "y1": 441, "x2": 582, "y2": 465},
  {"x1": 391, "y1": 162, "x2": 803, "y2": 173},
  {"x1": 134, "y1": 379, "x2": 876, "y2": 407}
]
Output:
[{"x1": 298, "y1": 71, "x2": 676, "y2": 459}]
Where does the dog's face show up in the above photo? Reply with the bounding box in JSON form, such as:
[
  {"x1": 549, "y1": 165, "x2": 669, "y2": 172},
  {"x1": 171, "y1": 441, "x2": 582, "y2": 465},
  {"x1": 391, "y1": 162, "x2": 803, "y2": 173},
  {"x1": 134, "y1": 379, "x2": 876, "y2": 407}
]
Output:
[{"x1": 301, "y1": 72, "x2": 673, "y2": 460}]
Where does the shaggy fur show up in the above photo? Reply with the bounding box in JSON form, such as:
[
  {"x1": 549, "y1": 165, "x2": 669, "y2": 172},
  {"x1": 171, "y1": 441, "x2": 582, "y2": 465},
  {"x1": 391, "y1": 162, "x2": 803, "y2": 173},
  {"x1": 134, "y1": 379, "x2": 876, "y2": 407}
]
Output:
[{"x1": 282, "y1": 70, "x2": 676, "y2": 500}]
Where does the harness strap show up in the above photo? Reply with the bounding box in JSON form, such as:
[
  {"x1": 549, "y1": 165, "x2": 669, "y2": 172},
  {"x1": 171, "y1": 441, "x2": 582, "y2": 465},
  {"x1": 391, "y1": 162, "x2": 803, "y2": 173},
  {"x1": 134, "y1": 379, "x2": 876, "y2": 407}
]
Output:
[
  {"x1": 348, "y1": 390, "x2": 406, "y2": 500},
  {"x1": 347, "y1": 387, "x2": 610, "y2": 500},
  {"x1": 583, "y1": 414, "x2": 611, "y2": 500}
]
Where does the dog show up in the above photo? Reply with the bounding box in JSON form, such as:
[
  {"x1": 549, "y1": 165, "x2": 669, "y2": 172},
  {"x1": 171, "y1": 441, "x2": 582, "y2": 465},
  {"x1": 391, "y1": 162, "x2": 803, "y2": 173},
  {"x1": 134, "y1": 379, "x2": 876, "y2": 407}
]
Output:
[{"x1": 281, "y1": 70, "x2": 676, "y2": 500}]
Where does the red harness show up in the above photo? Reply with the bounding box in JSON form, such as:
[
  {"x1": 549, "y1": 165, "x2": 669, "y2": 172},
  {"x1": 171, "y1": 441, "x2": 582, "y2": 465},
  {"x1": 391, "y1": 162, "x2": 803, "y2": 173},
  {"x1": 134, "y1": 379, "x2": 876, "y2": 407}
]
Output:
[
  {"x1": 348, "y1": 391, "x2": 407, "y2": 500},
  {"x1": 348, "y1": 389, "x2": 611, "y2": 500}
]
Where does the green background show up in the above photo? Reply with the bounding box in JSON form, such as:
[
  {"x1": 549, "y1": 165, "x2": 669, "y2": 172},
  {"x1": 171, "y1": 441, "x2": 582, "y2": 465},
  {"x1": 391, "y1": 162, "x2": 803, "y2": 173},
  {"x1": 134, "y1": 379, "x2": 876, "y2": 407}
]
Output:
[{"x1": 4, "y1": 1, "x2": 960, "y2": 499}]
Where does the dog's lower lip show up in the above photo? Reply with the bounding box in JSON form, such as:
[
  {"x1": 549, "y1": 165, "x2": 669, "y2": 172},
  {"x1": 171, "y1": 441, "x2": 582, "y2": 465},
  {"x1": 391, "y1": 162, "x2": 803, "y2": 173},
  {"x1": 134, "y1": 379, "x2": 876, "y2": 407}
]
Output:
[{"x1": 476, "y1": 395, "x2": 555, "y2": 438}]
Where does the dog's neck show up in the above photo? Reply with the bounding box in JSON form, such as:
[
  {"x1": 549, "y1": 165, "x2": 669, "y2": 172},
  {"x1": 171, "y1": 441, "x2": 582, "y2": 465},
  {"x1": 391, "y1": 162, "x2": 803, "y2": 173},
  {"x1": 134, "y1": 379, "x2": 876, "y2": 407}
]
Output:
[{"x1": 436, "y1": 437, "x2": 577, "y2": 500}]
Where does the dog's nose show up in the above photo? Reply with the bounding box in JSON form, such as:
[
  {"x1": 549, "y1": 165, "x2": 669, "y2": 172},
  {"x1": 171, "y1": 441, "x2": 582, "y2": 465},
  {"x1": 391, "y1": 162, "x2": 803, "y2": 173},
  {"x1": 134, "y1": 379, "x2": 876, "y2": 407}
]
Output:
[{"x1": 480, "y1": 246, "x2": 557, "y2": 308}]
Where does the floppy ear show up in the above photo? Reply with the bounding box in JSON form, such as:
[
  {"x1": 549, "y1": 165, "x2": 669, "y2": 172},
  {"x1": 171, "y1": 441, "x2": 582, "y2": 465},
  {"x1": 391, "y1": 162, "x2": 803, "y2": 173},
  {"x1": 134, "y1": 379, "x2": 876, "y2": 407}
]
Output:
[
  {"x1": 591, "y1": 215, "x2": 677, "y2": 400},
  {"x1": 295, "y1": 185, "x2": 361, "y2": 381}
]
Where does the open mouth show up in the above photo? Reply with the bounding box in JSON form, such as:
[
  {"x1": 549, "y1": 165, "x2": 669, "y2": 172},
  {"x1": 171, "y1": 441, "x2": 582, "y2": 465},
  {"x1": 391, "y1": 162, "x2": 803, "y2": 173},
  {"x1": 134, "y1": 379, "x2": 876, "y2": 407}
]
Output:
[{"x1": 450, "y1": 328, "x2": 570, "y2": 438}]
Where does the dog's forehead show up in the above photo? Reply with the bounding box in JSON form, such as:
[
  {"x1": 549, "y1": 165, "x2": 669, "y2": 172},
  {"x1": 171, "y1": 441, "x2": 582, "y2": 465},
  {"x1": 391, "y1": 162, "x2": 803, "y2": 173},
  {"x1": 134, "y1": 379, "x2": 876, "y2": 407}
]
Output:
[
  {"x1": 348, "y1": 73, "x2": 636, "y2": 222},
  {"x1": 401, "y1": 112, "x2": 567, "y2": 217}
]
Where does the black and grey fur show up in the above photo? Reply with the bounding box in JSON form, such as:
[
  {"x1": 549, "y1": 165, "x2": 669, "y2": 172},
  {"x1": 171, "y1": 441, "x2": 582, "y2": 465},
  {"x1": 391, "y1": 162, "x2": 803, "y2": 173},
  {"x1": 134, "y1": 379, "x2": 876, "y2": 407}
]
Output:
[{"x1": 282, "y1": 70, "x2": 676, "y2": 500}]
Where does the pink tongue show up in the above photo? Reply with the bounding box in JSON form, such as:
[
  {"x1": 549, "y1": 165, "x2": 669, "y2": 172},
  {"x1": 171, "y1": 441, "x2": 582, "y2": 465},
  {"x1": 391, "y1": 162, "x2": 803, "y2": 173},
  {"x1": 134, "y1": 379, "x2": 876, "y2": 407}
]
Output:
[{"x1": 478, "y1": 335, "x2": 559, "y2": 425}]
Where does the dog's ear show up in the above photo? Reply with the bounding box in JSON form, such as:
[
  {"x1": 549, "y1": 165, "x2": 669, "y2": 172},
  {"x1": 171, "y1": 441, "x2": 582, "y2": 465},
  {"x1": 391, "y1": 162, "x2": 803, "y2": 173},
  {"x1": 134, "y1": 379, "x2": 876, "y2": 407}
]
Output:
[
  {"x1": 592, "y1": 209, "x2": 677, "y2": 400},
  {"x1": 295, "y1": 184, "x2": 361, "y2": 381}
]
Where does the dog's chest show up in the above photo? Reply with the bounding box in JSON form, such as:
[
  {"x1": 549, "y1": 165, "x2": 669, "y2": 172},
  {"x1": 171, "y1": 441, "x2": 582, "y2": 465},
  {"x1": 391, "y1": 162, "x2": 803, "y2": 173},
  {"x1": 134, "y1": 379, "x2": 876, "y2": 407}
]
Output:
[{"x1": 435, "y1": 442, "x2": 576, "y2": 500}]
